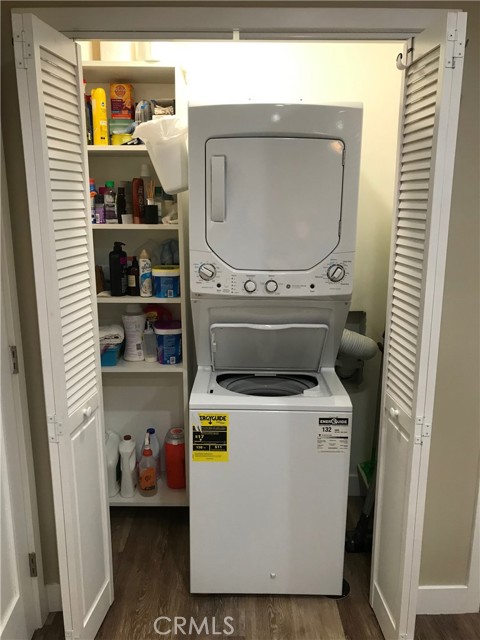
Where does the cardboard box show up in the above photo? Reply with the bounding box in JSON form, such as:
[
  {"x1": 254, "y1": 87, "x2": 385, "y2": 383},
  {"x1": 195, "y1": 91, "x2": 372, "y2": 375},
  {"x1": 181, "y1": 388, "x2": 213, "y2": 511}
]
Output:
[{"x1": 110, "y1": 83, "x2": 134, "y2": 119}]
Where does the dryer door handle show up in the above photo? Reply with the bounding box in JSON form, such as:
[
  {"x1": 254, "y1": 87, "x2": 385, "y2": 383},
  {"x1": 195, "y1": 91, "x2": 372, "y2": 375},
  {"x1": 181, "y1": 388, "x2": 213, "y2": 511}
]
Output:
[{"x1": 211, "y1": 155, "x2": 226, "y2": 223}]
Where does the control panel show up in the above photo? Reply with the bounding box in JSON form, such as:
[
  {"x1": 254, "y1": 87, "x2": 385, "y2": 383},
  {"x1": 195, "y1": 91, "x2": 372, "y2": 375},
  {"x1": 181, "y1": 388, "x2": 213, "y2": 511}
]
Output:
[{"x1": 191, "y1": 251, "x2": 354, "y2": 297}]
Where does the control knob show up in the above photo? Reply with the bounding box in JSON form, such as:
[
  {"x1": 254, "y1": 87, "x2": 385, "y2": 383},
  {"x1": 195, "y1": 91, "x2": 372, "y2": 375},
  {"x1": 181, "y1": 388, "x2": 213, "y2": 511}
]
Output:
[
  {"x1": 244, "y1": 280, "x2": 257, "y2": 293},
  {"x1": 198, "y1": 263, "x2": 216, "y2": 281},
  {"x1": 327, "y1": 264, "x2": 346, "y2": 283},
  {"x1": 265, "y1": 280, "x2": 278, "y2": 293}
]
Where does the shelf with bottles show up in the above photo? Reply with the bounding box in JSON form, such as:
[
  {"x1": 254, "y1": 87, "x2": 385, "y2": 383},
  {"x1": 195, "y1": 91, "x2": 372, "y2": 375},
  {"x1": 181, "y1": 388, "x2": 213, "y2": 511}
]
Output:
[
  {"x1": 87, "y1": 144, "x2": 148, "y2": 156},
  {"x1": 102, "y1": 360, "x2": 184, "y2": 374},
  {"x1": 109, "y1": 484, "x2": 188, "y2": 508},
  {"x1": 97, "y1": 292, "x2": 182, "y2": 304},
  {"x1": 92, "y1": 223, "x2": 178, "y2": 231}
]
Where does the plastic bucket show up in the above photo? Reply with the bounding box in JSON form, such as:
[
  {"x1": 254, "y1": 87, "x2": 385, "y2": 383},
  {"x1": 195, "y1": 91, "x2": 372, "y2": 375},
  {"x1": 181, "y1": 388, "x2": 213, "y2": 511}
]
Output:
[
  {"x1": 133, "y1": 117, "x2": 188, "y2": 194},
  {"x1": 152, "y1": 266, "x2": 180, "y2": 298},
  {"x1": 154, "y1": 321, "x2": 182, "y2": 365}
]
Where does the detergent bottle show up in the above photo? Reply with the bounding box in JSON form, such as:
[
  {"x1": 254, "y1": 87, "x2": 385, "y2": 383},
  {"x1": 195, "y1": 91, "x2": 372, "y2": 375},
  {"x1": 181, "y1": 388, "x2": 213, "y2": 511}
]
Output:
[{"x1": 91, "y1": 87, "x2": 109, "y2": 145}]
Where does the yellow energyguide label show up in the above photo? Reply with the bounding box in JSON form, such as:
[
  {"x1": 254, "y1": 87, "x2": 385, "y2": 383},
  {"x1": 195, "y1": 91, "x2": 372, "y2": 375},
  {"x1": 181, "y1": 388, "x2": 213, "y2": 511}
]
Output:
[{"x1": 192, "y1": 413, "x2": 229, "y2": 462}]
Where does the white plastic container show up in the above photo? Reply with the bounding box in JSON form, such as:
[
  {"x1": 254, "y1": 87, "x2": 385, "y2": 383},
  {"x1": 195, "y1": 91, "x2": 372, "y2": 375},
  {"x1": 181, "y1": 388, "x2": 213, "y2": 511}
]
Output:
[
  {"x1": 133, "y1": 117, "x2": 188, "y2": 194},
  {"x1": 105, "y1": 430, "x2": 121, "y2": 497},
  {"x1": 119, "y1": 435, "x2": 137, "y2": 498},
  {"x1": 122, "y1": 309, "x2": 145, "y2": 362},
  {"x1": 152, "y1": 266, "x2": 180, "y2": 298}
]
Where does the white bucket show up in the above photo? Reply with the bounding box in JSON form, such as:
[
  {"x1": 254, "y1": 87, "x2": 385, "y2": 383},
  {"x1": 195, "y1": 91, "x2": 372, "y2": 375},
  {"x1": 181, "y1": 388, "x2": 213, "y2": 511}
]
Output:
[{"x1": 133, "y1": 117, "x2": 188, "y2": 194}]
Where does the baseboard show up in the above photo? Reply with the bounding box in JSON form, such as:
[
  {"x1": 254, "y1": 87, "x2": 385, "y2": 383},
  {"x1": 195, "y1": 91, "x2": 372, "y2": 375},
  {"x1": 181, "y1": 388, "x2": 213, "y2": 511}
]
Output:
[
  {"x1": 46, "y1": 583, "x2": 62, "y2": 612},
  {"x1": 417, "y1": 584, "x2": 477, "y2": 614}
]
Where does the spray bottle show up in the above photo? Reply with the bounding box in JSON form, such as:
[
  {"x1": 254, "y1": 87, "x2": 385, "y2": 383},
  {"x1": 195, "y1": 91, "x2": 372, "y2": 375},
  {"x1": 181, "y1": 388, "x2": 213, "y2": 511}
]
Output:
[{"x1": 138, "y1": 434, "x2": 158, "y2": 497}]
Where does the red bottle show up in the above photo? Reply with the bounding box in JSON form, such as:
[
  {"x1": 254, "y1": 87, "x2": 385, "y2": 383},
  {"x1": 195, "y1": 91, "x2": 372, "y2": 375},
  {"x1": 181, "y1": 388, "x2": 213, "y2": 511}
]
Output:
[{"x1": 164, "y1": 427, "x2": 186, "y2": 489}]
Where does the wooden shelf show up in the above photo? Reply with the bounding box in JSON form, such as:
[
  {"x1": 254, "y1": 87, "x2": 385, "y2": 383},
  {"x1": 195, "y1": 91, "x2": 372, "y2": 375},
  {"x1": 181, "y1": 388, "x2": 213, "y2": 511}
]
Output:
[
  {"x1": 92, "y1": 223, "x2": 178, "y2": 231},
  {"x1": 83, "y1": 62, "x2": 175, "y2": 84},
  {"x1": 87, "y1": 145, "x2": 147, "y2": 156},
  {"x1": 97, "y1": 292, "x2": 181, "y2": 304},
  {"x1": 109, "y1": 481, "x2": 187, "y2": 507},
  {"x1": 102, "y1": 360, "x2": 183, "y2": 374}
]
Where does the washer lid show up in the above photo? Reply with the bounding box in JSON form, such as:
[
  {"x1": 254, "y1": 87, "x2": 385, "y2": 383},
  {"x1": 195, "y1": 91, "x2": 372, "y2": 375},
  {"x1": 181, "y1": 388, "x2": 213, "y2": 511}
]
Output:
[{"x1": 210, "y1": 323, "x2": 329, "y2": 371}]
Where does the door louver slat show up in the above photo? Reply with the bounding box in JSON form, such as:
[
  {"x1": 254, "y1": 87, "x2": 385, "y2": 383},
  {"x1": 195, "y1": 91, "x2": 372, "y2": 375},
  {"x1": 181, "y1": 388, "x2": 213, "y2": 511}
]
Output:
[
  {"x1": 40, "y1": 46, "x2": 97, "y2": 417},
  {"x1": 386, "y1": 47, "x2": 440, "y2": 416}
]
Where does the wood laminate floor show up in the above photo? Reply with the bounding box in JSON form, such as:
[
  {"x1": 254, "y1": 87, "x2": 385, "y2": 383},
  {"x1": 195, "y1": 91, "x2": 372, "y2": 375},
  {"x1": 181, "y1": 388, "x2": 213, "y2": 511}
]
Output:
[{"x1": 32, "y1": 502, "x2": 479, "y2": 640}]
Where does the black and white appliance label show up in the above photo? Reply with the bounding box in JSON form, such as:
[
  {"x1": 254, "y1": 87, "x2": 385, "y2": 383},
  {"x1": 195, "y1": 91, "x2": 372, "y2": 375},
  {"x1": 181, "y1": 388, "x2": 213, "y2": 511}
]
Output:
[{"x1": 317, "y1": 417, "x2": 350, "y2": 453}]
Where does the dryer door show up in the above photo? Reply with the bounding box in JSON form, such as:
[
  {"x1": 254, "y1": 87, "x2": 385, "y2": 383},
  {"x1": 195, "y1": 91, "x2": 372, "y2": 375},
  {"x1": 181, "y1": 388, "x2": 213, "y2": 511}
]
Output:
[{"x1": 205, "y1": 136, "x2": 344, "y2": 272}]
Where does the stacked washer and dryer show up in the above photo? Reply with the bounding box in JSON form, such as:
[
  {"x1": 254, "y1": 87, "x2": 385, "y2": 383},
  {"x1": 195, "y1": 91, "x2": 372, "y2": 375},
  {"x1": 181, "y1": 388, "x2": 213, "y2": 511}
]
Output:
[{"x1": 188, "y1": 104, "x2": 362, "y2": 596}]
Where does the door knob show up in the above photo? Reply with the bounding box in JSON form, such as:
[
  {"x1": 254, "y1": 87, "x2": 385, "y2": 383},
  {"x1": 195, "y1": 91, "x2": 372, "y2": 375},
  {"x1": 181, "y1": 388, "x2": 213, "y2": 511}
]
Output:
[
  {"x1": 389, "y1": 408, "x2": 399, "y2": 419},
  {"x1": 83, "y1": 406, "x2": 92, "y2": 419}
]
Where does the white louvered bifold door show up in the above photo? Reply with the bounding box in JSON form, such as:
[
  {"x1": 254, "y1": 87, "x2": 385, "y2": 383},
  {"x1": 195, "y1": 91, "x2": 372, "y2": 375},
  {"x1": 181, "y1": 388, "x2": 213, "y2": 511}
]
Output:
[
  {"x1": 14, "y1": 13, "x2": 113, "y2": 639},
  {"x1": 371, "y1": 12, "x2": 466, "y2": 640}
]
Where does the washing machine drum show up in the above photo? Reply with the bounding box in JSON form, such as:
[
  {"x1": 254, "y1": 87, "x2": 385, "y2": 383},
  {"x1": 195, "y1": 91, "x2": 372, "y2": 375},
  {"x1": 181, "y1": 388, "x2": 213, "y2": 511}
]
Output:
[{"x1": 217, "y1": 373, "x2": 318, "y2": 397}]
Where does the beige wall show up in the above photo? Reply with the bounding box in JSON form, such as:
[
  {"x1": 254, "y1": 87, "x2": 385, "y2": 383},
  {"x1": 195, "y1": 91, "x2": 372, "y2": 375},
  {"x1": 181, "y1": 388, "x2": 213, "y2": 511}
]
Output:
[
  {"x1": 420, "y1": 2, "x2": 480, "y2": 586},
  {"x1": 1, "y1": 0, "x2": 478, "y2": 595}
]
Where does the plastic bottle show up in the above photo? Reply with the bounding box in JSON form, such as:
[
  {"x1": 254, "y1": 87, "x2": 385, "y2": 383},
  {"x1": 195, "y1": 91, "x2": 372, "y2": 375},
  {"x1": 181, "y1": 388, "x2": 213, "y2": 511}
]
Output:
[
  {"x1": 139, "y1": 248, "x2": 152, "y2": 297},
  {"x1": 119, "y1": 435, "x2": 136, "y2": 498},
  {"x1": 164, "y1": 427, "x2": 186, "y2": 489},
  {"x1": 136, "y1": 428, "x2": 161, "y2": 476},
  {"x1": 109, "y1": 241, "x2": 127, "y2": 296},
  {"x1": 84, "y1": 81, "x2": 93, "y2": 145},
  {"x1": 89, "y1": 178, "x2": 97, "y2": 224},
  {"x1": 127, "y1": 256, "x2": 140, "y2": 296},
  {"x1": 122, "y1": 306, "x2": 145, "y2": 361},
  {"x1": 105, "y1": 430, "x2": 121, "y2": 497},
  {"x1": 116, "y1": 186, "x2": 126, "y2": 224},
  {"x1": 95, "y1": 194, "x2": 105, "y2": 224},
  {"x1": 104, "y1": 181, "x2": 117, "y2": 223},
  {"x1": 91, "y1": 87, "x2": 109, "y2": 146},
  {"x1": 138, "y1": 435, "x2": 158, "y2": 497},
  {"x1": 143, "y1": 322, "x2": 158, "y2": 363}
]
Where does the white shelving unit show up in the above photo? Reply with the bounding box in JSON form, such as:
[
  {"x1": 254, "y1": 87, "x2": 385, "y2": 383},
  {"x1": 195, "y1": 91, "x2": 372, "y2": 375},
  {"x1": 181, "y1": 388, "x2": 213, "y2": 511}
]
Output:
[{"x1": 84, "y1": 61, "x2": 190, "y2": 508}]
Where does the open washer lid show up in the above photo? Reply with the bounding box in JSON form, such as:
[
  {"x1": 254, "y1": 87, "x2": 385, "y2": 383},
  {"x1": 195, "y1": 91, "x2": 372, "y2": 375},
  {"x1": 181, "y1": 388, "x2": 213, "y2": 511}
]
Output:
[{"x1": 210, "y1": 323, "x2": 329, "y2": 372}]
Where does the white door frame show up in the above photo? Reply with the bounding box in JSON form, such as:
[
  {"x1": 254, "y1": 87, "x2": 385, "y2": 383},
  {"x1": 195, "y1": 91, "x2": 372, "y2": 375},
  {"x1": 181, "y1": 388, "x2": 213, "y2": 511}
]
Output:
[
  {"x1": 9, "y1": 0, "x2": 479, "y2": 620},
  {"x1": 1, "y1": 139, "x2": 48, "y2": 636}
]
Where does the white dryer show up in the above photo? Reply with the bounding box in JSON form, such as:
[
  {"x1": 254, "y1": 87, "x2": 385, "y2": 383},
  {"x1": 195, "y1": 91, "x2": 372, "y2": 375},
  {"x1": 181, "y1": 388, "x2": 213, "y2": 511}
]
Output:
[{"x1": 188, "y1": 104, "x2": 362, "y2": 596}]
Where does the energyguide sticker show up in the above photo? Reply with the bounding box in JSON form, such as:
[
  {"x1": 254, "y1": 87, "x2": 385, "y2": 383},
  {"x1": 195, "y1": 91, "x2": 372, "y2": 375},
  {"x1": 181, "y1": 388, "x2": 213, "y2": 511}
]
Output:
[
  {"x1": 192, "y1": 413, "x2": 229, "y2": 462},
  {"x1": 317, "y1": 417, "x2": 350, "y2": 453}
]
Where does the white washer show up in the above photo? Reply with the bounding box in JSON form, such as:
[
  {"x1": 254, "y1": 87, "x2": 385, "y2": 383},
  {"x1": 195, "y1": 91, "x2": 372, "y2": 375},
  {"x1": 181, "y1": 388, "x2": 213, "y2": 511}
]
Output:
[{"x1": 188, "y1": 104, "x2": 362, "y2": 596}]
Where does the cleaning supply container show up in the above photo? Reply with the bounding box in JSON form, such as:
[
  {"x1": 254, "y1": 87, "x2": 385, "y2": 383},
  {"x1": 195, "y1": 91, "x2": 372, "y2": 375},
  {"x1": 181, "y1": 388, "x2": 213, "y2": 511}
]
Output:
[
  {"x1": 105, "y1": 430, "x2": 121, "y2": 497},
  {"x1": 119, "y1": 435, "x2": 137, "y2": 498},
  {"x1": 122, "y1": 306, "x2": 145, "y2": 361},
  {"x1": 164, "y1": 427, "x2": 186, "y2": 489},
  {"x1": 152, "y1": 266, "x2": 180, "y2": 298},
  {"x1": 154, "y1": 320, "x2": 182, "y2": 365}
]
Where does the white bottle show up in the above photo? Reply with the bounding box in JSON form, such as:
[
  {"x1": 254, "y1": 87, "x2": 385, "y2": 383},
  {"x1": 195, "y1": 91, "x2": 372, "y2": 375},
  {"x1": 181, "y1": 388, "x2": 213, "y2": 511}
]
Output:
[
  {"x1": 105, "y1": 430, "x2": 121, "y2": 497},
  {"x1": 119, "y1": 435, "x2": 137, "y2": 498},
  {"x1": 139, "y1": 248, "x2": 152, "y2": 297},
  {"x1": 122, "y1": 306, "x2": 145, "y2": 362}
]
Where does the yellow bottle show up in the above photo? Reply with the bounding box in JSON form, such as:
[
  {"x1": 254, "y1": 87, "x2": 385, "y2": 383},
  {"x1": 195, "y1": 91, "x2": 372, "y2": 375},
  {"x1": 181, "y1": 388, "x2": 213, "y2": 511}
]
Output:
[{"x1": 91, "y1": 87, "x2": 109, "y2": 145}]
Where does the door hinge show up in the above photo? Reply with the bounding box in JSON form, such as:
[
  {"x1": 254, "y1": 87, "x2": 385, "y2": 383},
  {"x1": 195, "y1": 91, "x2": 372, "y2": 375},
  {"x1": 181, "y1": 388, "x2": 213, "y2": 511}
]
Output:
[
  {"x1": 13, "y1": 29, "x2": 32, "y2": 70},
  {"x1": 47, "y1": 415, "x2": 63, "y2": 443},
  {"x1": 28, "y1": 552, "x2": 38, "y2": 577},
  {"x1": 414, "y1": 417, "x2": 431, "y2": 445},
  {"x1": 446, "y1": 29, "x2": 465, "y2": 68},
  {"x1": 9, "y1": 346, "x2": 19, "y2": 374}
]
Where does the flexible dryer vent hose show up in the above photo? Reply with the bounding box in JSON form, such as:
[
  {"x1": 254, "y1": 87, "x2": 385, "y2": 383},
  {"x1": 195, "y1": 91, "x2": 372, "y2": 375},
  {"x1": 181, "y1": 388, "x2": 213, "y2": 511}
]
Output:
[{"x1": 339, "y1": 329, "x2": 378, "y2": 361}]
